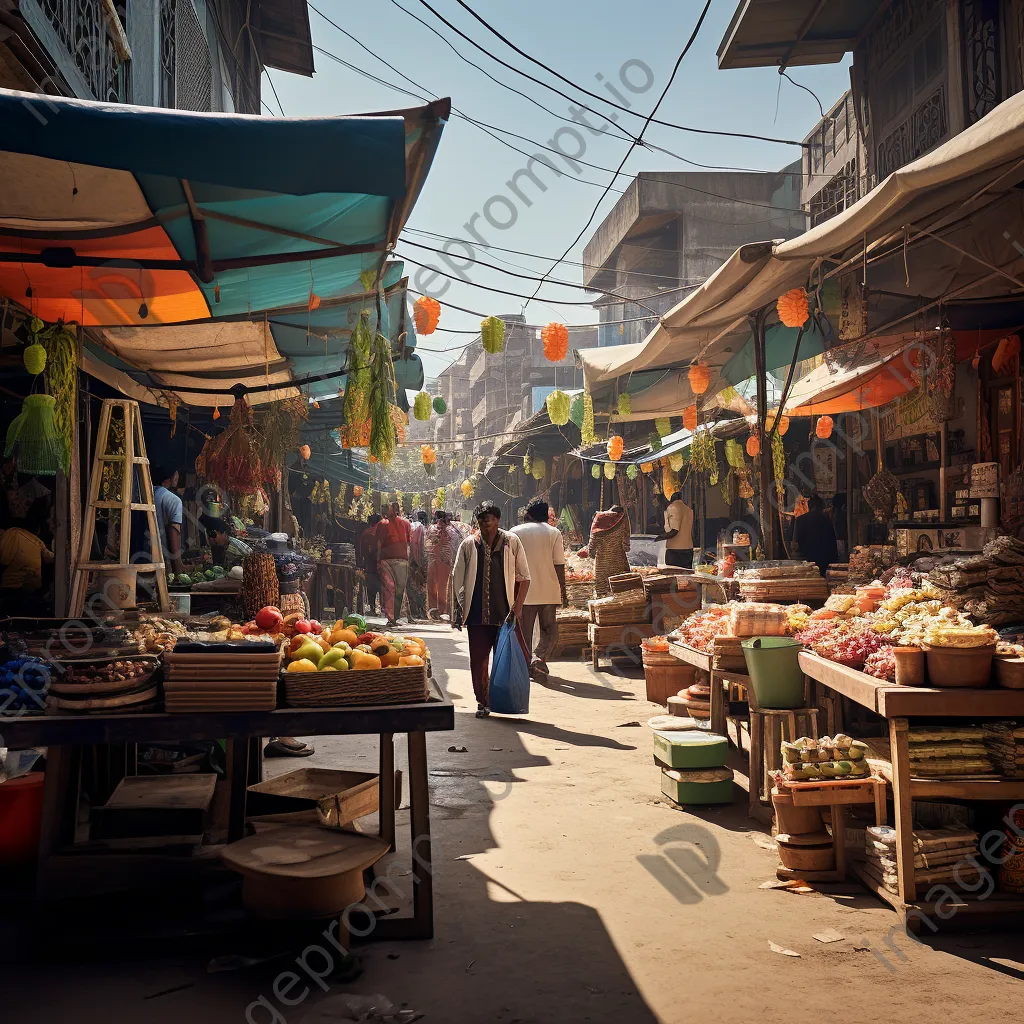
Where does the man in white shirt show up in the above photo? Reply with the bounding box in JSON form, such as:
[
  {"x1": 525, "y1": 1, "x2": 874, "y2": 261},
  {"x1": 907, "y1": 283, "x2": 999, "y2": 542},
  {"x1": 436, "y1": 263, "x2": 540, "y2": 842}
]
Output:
[
  {"x1": 510, "y1": 498, "x2": 566, "y2": 682},
  {"x1": 658, "y1": 490, "x2": 694, "y2": 568},
  {"x1": 152, "y1": 465, "x2": 186, "y2": 575}
]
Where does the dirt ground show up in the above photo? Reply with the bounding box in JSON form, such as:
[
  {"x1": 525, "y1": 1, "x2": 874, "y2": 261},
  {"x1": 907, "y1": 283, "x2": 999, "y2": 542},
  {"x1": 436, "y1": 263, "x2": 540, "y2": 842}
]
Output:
[{"x1": 4, "y1": 621, "x2": 1024, "y2": 1022}]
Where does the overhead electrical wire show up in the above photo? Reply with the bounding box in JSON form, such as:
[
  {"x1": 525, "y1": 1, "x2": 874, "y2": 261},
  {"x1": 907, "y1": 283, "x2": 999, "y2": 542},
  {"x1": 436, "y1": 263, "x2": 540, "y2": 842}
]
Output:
[
  {"x1": 411, "y1": 0, "x2": 806, "y2": 146},
  {"x1": 309, "y1": 40, "x2": 807, "y2": 215},
  {"x1": 374, "y1": 0, "x2": 778, "y2": 174},
  {"x1": 527, "y1": 0, "x2": 713, "y2": 304}
]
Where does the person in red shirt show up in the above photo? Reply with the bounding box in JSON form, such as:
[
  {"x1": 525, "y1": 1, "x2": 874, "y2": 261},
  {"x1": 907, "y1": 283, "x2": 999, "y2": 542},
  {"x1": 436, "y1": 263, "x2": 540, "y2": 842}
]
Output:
[
  {"x1": 357, "y1": 513, "x2": 382, "y2": 616},
  {"x1": 375, "y1": 502, "x2": 412, "y2": 626}
]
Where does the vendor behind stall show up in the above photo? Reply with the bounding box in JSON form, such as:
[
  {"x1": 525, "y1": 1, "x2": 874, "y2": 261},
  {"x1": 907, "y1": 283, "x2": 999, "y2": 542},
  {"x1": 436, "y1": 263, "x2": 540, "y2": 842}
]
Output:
[
  {"x1": 199, "y1": 514, "x2": 252, "y2": 570},
  {"x1": 0, "y1": 516, "x2": 54, "y2": 616},
  {"x1": 792, "y1": 494, "x2": 839, "y2": 578}
]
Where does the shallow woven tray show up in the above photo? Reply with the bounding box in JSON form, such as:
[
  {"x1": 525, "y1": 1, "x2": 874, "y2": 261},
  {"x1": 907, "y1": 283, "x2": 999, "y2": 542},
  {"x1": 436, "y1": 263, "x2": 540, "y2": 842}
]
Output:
[
  {"x1": 284, "y1": 664, "x2": 428, "y2": 707},
  {"x1": 609, "y1": 573, "x2": 644, "y2": 593}
]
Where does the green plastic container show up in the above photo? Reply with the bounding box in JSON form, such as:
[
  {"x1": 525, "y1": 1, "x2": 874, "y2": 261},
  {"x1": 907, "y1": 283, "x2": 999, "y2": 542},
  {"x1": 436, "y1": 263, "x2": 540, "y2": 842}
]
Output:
[{"x1": 741, "y1": 637, "x2": 805, "y2": 709}]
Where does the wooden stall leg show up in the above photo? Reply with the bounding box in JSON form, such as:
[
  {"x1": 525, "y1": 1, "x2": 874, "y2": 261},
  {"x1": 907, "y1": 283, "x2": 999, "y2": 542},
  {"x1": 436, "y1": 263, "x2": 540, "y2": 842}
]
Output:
[
  {"x1": 872, "y1": 777, "x2": 887, "y2": 826},
  {"x1": 227, "y1": 738, "x2": 250, "y2": 843},
  {"x1": 591, "y1": 643, "x2": 599, "y2": 671},
  {"x1": 379, "y1": 733, "x2": 396, "y2": 852},
  {"x1": 710, "y1": 671, "x2": 725, "y2": 736},
  {"x1": 748, "y1": 712, "x2": 763, "y2": 819},
  {"x1": 889, "y1": 718, "x2": 917, "y2": 904},
  {"x1": 408, "y1": 730, "x2": 433, "y2": 940},
  {"x1": 832, "y1": 804, "x2": 847, "y2": 880}
]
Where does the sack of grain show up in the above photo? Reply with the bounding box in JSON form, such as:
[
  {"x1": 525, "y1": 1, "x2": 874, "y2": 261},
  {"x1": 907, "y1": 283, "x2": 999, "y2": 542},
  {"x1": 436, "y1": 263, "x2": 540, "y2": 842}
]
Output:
[{"x1": 728, "y1": 602, "x2": 788, "y2": 637}]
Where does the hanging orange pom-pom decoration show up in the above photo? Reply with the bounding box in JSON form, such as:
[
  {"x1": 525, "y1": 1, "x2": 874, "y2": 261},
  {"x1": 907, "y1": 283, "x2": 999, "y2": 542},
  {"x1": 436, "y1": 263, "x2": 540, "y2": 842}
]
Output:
[
  {"x1": 298, "y1": 444, "x2": 311, "y2": 460},
  {"x1": 640, "y1": 462, "x2": 655, "y2": 473},
  {"x1": 746, "y1": 432, "x2": 761, "y2": 458},
  {"x1": 213, "y1": 405, "x2": 221, "y2": 421},
  {"x1": 607, "y1": 435, "x2": 624, "y2": 461},
  {"x1": 420, "y1": 444, "x2": 437, "y2": 465},
  {"x1": 777, "y1": 287, "x2": 810, "y2": 328},
  {"x1": 992, "y1": 334, "x2": 1021, "y2": 373},
  {"x1": 688, "y1": 362, "x2": 710, "y2": 395},
  {"x1": 353, "y1": 485, "x2": 364, "y2": 498},
  {"x1": 777, "y1": 414, "x2": 790, "y2": 436},
  {"x1": 542, "y1": 322, "x2": 569, "y2": 362},
  {"x1": 815, "y1": 415, "x2": 834, "y2": 439},
  {"x1": 682, "y1": 404, "x2": 698, "y2": 432},
  {"x1": 766, "y1": 411, "x2": 791, "y2": 436},
  {"x1": 413, "y1": 295, "x2": 441, "y2": 335}
]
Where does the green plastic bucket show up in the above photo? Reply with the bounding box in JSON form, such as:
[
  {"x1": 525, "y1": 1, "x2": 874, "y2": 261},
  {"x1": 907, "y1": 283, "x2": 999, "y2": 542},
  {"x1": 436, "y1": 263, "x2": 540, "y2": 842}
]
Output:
[{"x1": 741, "y1": 637, "x2": 805, "y2": 709}]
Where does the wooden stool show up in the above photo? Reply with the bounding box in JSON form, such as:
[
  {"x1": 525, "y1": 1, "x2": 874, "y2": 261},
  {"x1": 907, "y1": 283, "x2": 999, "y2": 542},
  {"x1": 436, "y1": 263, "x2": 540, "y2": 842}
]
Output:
[{"x1": 747, "y1": 679, "x2": 819, "y2": 818}]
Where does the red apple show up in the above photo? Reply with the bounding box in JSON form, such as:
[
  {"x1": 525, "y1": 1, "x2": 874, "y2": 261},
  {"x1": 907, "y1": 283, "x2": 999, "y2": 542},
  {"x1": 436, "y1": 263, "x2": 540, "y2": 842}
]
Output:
[
  {"x1": 293, "y1": 618, "x2": 313, "y2": 635},
  {"x1": 308, "y1": 620, "x2": 322, "y2": 634},
  {"x1": 255, "y1": 606, "x2": 283, "y2": 632}
]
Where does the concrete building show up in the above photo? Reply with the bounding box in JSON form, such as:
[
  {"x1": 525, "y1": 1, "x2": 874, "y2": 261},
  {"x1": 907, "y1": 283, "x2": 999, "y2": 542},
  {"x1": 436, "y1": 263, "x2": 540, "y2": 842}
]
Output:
[
  {"x1": 719, "y1": 0, "x2": 1024, "y2": 220},
  {"x1": 582, "y1": 170, "x2": 808, "y2": 348},
  {"x1": 0, "y1": 0, "x2": 312, "y2": 112}
]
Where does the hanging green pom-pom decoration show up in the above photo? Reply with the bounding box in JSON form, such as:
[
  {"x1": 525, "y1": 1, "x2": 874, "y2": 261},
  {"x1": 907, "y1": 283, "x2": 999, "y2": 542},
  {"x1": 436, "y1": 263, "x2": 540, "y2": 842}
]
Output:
[
  {"x1": 724, "y1": 438, "x2": 746, "y2": 470},
  {"x1": 581, "y1": 393, "x2": 597, "y2": 446},
  {"x1": 546, "y1": 389, "x2": 571, "y2": 426},
  {"x1": 23, "y1": 343, "x2": 47, "y2": 376},
  {"x1": 591, "y1": 463, "x2": 601, "y2": 479},
  {"x1": 531, "y1": 457, "x2": 546, "y2": 481},
  {"x1": 413, "y1": 391, "x2": 432, "y2": 421},
  {"x1": 570, "y1": 394, "x2": 585, "y2": 428},
  {"x1": 626, "y1": 463, "x2": 639, "y2": 480},
  {"x1": 617, "y1": 392, "x2": 631, "y2": 418},
  {"x1": 432, "y1": 395, "x2": 447, "y2": 415},
  {"x1": 649, "y1": 433, "x2": 662, "y2": 452},
  {"x1": 603, "y1": 461, "x2": 617, "y2": 480},
  {"x1": 481, "y1": 316, "x2": 505, "y2": 354},
  {"x1": 523, "y1": 451, "x2": 532, "y2": 476},
  {"x1": 655, "y1": 417, "x2": 671, "y2": 438}
]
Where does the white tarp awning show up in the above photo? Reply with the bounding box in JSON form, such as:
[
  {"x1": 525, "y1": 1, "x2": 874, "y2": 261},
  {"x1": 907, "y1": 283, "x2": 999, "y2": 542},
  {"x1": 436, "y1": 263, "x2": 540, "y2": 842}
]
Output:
[{"x1": 582, "y1": 89, "x2": 1024, "y2": 395}]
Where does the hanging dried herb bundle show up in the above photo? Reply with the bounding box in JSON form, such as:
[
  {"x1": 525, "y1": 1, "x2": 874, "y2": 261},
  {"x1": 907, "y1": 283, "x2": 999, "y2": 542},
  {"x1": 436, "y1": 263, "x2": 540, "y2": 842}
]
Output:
[
  {"x1": 24, "y1": 317, "x2": 77, "y2": 476},
  {"x1": 256, "y1": 396, "x2": 308, "y2": 485},
  {"x1": 342, "y1": 312, "x2": 373, "y2": 446},
  {"x1": 368, "y1": 329, "x2": 398, "y2": 465},
  {"x1": 203, "y1": 396, "x2": 265, "y2": 492}
]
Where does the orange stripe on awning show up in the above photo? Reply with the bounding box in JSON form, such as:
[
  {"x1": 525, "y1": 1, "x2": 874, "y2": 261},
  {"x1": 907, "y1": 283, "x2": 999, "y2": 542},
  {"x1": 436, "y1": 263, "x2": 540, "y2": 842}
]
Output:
[{"x1": 0, "y1": 225, "x2": 209, "y2": 326}]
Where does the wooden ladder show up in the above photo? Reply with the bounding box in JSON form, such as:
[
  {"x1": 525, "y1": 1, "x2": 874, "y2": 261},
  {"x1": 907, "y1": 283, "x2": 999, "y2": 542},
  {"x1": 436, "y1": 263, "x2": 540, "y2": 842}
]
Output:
[{"x1": 70, "y1": 399, "x2": 170, "y2": 616}]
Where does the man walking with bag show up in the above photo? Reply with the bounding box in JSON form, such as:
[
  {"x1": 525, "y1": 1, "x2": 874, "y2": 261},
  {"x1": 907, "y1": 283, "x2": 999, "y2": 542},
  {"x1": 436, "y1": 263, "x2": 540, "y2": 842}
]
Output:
[
  {"x1": 451, "y1": 502, "x2": 531, "y2": 717},
  {"x1": 510, "y1": 498, "x2": 566, "y2": 683}
]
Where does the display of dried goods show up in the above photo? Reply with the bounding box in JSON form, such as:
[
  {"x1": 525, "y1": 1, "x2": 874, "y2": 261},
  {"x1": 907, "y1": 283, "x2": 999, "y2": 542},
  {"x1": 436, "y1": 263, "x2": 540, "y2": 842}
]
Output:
[
  {"x1": 672, "y1": 606, "x2": 732, "y2": 652},
  {"x1": 200, "y1": 396, "x2": 265, "y2": 492},
  {"x1": 863, "y1": 468, "x2": 899, "y2": 519},
  {"x1": 796, "y1": 619, "x2": 891, "y2": 669},
  {"x1": 863, "y1": 646, "x2": 896, "y2": 682},
  {"x1": 922, "y1": 624, "x2": 999, "y2": 648},
  {"x1": 134, "y1": 617, "x2": 188, "y2": 654}
]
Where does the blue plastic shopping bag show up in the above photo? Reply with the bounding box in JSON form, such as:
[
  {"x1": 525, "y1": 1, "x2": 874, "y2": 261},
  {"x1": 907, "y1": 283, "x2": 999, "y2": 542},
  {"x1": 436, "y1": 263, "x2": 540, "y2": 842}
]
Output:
[{"x1": 489, "y1": 620, "x2": 531, "y2": 715}]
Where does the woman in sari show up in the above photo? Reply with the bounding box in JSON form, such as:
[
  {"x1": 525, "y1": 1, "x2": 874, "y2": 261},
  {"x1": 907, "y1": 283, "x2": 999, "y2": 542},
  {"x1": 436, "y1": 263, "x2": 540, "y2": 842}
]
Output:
[{"x1": 588, "y1": 504, "x2": 630, "y2": 597}]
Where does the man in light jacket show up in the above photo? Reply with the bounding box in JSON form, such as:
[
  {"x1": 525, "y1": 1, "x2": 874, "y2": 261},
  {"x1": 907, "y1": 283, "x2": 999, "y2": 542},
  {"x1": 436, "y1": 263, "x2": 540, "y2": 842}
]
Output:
[{"x1": 451, "y1": 501, "x2": 531, "y2": 717}]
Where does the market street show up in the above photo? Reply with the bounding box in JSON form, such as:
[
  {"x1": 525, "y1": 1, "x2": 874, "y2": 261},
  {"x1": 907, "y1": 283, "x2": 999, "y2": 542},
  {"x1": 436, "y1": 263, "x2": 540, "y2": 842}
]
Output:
[{"x1": 3, "y1": 621, "x2": 1022, "y2": 1024}]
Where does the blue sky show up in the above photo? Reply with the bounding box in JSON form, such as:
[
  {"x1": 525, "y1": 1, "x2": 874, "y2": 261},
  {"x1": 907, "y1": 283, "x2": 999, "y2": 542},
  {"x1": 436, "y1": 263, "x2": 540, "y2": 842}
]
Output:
[{"x1": 268, "y1": 1, "x2": 852, "y2": 376}]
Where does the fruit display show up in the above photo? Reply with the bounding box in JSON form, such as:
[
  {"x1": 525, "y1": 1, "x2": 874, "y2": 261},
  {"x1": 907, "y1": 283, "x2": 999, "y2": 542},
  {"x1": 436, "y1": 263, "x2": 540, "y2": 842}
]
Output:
[
  {"x1": 780, "y1": 734, "x2": 870, "y2": 781},
  {"x1": 134, "y1": 616, "x2": 189, "y2": 654},
  {"x1": 278, "y1": 612, "x2": 429, "y2": 674}
]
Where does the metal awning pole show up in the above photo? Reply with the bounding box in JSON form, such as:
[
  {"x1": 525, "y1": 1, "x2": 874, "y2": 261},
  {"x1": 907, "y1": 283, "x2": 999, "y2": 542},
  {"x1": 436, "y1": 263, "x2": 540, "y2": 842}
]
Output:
[{"x1": 751, "y1": 307, "x2": 775, "y2": 557}]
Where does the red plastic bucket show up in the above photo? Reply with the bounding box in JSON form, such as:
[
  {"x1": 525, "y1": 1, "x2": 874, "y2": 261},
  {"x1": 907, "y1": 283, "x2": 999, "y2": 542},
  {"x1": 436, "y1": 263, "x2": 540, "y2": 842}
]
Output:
[{"x1": 0, "y1": 772, "x2": 45, "y2": 864}]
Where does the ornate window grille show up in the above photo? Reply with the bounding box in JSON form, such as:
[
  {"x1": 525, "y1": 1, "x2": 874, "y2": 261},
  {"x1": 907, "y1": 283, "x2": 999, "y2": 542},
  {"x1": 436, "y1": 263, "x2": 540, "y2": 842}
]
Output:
[
  {"x1": 962, "y1": 0, "x2": 1001, "y2": 124},
  {"x1": 159, "y1": 0, "x2": 176, "y2": 108},
  {"x1": 27, "y1": 0, "x2": 130, "y2": 102}
]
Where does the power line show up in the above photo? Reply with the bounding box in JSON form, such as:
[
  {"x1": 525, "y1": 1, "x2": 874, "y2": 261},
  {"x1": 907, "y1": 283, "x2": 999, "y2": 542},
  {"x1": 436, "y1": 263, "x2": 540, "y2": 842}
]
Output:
[
  {"x1": 528, "y1": 1, "x2": 713, "y2": 303},
  {"x1": 310, "y1": 40, "x2": 807, "y2": 215},
  {"x1": 264, "y1": 69, "x2": 287, "y2": 116},
  {"x1": 411, "y1": 0, "x2": 806, "y2": 147},
  {"x1": 380, "y1": 0, "x2": 778, "y2": 174}
]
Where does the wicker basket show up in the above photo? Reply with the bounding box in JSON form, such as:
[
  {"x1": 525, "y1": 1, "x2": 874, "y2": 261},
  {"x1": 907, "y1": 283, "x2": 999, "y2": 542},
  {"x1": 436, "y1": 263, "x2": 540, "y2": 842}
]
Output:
[
  {"x1": 590, "y1": 592, "x2": 650, "y2": 626},
  {"x1": 609, "y1": 572, "x2": 644, "y2": 593},
  {"x1": 565, "y1": 580, "x2": 595, "y2": 607},
  {"x1": 284, "y1": 663, "x2": 429, "y2": 707}
]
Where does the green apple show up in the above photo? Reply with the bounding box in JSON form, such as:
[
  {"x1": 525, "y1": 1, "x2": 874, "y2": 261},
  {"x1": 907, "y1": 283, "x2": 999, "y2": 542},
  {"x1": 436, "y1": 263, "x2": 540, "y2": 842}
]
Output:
[
  {"x1": 294, "y1": 639, "x2": 325, "y2": 665},
  {"x1": 319, "y1": 648, "x2": 351, "y2": 671},
  {"x1": 332, "y1": 641, "x2": 351, "y2": 652}
]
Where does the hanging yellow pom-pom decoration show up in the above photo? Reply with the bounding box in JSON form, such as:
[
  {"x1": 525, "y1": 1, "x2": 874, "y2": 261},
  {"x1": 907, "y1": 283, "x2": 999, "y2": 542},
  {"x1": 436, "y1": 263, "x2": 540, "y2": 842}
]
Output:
[
  {"x1": 617, "y1": 393, "x2": 631, "y2": 418},
  {"x1": 523, "y1": 451, "x2": 532, "y2": 476},
  {"x1": 461, "y1": 479, "x2": 474, "y2": 499},
  {"x1": 603, "y1": 461, "x2": 617, "y2": 480},
  {"x1": 607, "y1": 435, "x2": 624, "y2": 461},
  {"x1": 777, "y1": 287, "x2": 809, "y2": 328},
  {"x1": 688, "y1": 362, "x2": 710, "y2": 395},
  {"x1": 414, "y1": 295, "x2": 441, "y2": 335},
  {"x1": 655, "y1": 417, "x2": 671, "y2": 437},
  {"x1": 23, "y1": 343, "x2": 46, "y2": 376},
  {"x1": 542, "y1": 322, "x2": 569, "y2": 362},
  {"x1": 669, "y1": 453, "x2": 684, "y2": 472},
  {"x1": 816, "y1": 415, "x2": 834, "y2": 439},
  {"x1": 580, "y1": 393, "x2": 596, "y2": 446},
  {"x1": 682, "y1": 404, "x2": 698, "y2": 432},
  {"x1": 531, "y1": 457, "x2": 546, "y2": 481},
  {"x1": 640, "y1": 462, "x2": 655, "y2": 473},
  {"x1": 546, "y1": 389, "x2": 571, "y2": 426},
  {"x1": 746, "y1": 432, "x2": 761, "y2": 458},
  {"x1": 481, "y1": 315, "x2": 505, "y2": 353},
  {"x1": 413, "y1": 392, "x2": 432, "y2": 421},
  {"x1": 591, "y1": 463, "x2": 601, "y2": 479}
]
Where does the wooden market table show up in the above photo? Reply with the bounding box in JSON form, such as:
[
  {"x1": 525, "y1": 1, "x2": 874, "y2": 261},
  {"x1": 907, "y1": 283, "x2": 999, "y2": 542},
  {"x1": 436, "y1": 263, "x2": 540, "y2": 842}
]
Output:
[
  {"x1": 0, "y1": 682, "x2": 454, "y2": 940},
  {"x1": 309, "y1": 561, "x2": 356, "y2": 622},
  {"x1": 798, "y1": 651, "x2": 1024, "y2": 929},
  {"x1": 667, "y1": 640, "x2": 750, "y2": 738}
]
